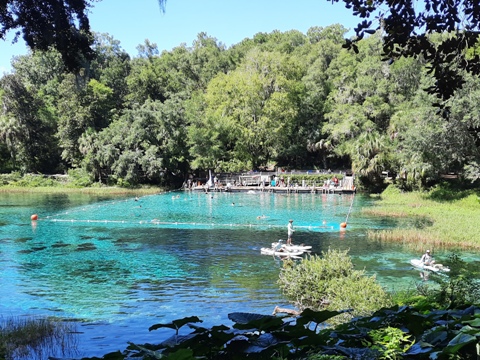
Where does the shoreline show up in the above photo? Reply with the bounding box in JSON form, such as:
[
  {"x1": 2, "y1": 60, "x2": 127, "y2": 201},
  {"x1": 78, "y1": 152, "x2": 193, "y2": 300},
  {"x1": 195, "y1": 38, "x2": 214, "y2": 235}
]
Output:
[{"x1": 0, "y1": 186, "x2": 166, "y2": 195}]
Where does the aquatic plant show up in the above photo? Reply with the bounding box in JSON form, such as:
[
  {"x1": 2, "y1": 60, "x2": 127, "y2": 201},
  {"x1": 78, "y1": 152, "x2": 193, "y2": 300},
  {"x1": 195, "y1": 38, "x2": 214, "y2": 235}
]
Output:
[
  {"x1": 0, "y1": 316, "x2": 77, "y2": 360},
  {"x1": 76, "y1": 305, "x2": 480, "y2": 359}
]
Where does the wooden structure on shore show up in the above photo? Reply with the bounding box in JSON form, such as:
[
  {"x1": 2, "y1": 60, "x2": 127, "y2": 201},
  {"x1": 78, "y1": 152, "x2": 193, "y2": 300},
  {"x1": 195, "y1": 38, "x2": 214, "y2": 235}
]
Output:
[
  {"x1": 187, "y1": 183, "x2": 356, "y2": 195},
  {"x1": 184, "y1": 171, "x2": 356, "y2": 195}
]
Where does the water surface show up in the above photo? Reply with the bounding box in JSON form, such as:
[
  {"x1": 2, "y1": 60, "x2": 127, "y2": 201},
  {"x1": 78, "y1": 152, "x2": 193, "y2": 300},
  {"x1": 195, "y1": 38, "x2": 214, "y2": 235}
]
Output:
[{"x1": 0, "y1": 190, "x2": 476, "y2": 357}]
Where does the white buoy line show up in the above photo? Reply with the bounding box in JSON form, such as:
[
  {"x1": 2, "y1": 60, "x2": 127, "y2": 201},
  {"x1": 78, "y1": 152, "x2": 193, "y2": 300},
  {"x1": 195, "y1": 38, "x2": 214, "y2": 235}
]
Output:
[{"x1": 41, "y1": 218, "x2": 336, "y2": 230}]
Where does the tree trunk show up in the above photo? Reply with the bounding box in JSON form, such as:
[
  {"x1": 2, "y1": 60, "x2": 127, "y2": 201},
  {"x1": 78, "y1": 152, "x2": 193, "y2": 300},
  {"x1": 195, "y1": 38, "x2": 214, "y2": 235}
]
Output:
[{"x1": 272, "y1": 306, "x2": 300, "y2": 316}]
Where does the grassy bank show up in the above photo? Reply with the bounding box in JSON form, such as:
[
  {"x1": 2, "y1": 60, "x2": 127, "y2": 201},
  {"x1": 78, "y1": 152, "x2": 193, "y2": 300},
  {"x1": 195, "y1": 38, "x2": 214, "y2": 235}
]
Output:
[
  {"x1": 365, "y1": 185, "x2": 480, "y2": 250},
  {"x1": 0, "y1": 185, "x2": 165, "y2": 196},
  {"x1": 0, "y1": 173, "x2": 166, "y2": 196}
]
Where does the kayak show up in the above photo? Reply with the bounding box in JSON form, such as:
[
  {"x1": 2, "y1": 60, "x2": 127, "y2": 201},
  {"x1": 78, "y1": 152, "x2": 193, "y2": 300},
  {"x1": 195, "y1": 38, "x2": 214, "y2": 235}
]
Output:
[
  {"x1": 260, "y1": 247, "x2": 305, "y2": 258},
  {"x1": 410, "y1": 259, "x2": 450, "y2": 272},
  {"x1": 271, "y1": 241, "x2": 312, "y2": 252}
]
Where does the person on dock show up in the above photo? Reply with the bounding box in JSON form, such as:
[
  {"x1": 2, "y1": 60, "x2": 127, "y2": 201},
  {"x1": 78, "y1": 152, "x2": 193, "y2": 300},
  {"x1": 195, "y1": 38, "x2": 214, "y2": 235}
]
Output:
[{"x1": 287, "y1": 219, "x2": 295, "y2": 245}]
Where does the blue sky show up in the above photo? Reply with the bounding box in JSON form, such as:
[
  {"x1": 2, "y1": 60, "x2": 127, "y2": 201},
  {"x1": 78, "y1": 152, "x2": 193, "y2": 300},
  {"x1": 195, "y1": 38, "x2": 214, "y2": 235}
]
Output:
[{"x1": 0, "y1": 0, "x2": 363, "y2": 73}]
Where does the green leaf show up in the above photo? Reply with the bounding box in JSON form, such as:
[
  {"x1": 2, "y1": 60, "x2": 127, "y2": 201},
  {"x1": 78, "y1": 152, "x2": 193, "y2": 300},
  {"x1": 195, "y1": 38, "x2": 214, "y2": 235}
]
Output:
[
  {"x1": 423, "y1": 329, "x2": 448, "y2": 345},
  {"x1": 164, "y1": 348, "x2": 194, "y2": 360},
  {"x1": 404, "y1": 341, "x2": 433, "y2": 355},
  {"x1": 228, "y1": 312, "x2": 275, "y2": 324},
  {"x1": 149, "y1": 316, "x2": 202, "y2": 331},
  {"x1": 296, "y1": 308, "x2": 345, "y2": 326},
  {"x1": 462, "y1": 317, "x2": 480, "y2": 327},
  {"x1": 231, "y1": 314, "x2": 284, "y2": 331},
  {"x1": 443, "y1": 332, "x2": 477, "y2": 354}
]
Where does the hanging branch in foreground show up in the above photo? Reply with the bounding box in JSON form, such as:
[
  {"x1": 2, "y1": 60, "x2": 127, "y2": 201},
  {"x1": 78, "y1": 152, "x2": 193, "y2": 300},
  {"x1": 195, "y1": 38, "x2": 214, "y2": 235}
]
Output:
[{"x1": 333, "y1": 0, "x2": 480, "y2": 102}]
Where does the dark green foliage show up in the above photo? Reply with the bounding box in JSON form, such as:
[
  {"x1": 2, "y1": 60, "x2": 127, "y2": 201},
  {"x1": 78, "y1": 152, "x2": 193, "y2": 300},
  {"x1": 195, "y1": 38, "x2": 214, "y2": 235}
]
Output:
[
  {"x1": 278, "y1": 249, "x2": 393, "y2": 326},
  {"x1": 78, "y1": 305, "x2": 480, "y2": 359},
  {"x1": 334, "y1": 0, "x2": 480, "y2": 102},
  {"x1": 0, "y1": 0, "x2": 94, "y2": 72},
  {"x1": 2, "y1": 18, "x2": 480, "y2": 189},
  {"x1": 0, "y1": 73, "x2": 62, "y2": 173},
  {"x1": 149, "y1": 316, "x2": 203, "y2": 334},
  {"x1": 423, "y1": 254, "x2": 480, "y2": 309}
]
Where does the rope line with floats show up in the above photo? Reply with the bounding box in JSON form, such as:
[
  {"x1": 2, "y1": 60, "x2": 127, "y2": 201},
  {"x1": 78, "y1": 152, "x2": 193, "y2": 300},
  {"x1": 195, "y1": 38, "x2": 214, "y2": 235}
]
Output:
[{"x1": 34, "y1": 218, "x2": 336, "y2": 231}]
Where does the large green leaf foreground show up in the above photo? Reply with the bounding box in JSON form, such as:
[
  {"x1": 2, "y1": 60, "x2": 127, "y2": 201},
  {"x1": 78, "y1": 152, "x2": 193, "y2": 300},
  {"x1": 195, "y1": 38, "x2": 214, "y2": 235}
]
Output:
[{"x1": 70, "y1": 305, "x2": 480, "y2": 359}]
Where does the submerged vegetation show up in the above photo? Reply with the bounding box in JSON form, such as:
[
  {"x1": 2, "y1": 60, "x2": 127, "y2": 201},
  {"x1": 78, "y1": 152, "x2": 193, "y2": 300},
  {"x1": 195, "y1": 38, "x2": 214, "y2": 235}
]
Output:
[{"x1": 2, "y1": 187, "x2": 479, "y2": 358}]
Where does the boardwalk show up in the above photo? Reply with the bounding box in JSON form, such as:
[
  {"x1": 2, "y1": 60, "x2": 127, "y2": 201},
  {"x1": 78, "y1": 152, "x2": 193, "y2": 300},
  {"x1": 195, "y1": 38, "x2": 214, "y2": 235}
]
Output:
[
  {"x1": 187, "y1": 184, "x2": 356, "y2": 195},
  {"x1": 184, "y1": 171, "x2": 356, "y2": 194}
]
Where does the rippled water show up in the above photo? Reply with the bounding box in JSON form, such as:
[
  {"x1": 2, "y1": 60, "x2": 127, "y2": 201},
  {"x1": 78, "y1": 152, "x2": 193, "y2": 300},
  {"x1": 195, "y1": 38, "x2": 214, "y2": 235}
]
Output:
[{"x1": 0, "y1": 190, "x2": 477, "y2": 358}]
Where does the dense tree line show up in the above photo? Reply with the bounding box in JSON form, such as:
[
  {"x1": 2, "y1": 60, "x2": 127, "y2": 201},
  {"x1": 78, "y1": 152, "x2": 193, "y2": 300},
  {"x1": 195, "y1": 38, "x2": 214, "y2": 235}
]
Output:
[{"x1": 1, "y1": 25, "x2": 480, "y2": 189}]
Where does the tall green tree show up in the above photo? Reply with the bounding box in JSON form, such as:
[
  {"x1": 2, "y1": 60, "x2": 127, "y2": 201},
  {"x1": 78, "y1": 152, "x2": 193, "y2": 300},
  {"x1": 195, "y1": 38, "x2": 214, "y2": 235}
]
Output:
[
  {"x1": 89, "y1": 33, "x2": 131, "y2": 108},
  {"x1": 300, "y1": 25, "x2": 347, "y2": 169},
  {"x1": 0, "y1": 74, "x2": 60, "y2": 172},
  {"x1": 333, "y1": 0, "x2": 480, "y2": 101},
  {"x1": 189, "y1": 48, "x2": 304, "y2": 171},
  {"x1": 57, "y1": 74, "x2": 114, "y2": 167},
  {"x1": 82, "y1": 98, "x2": 189, "y2": 185},
  {"x1": 323, "y1": 34, "x2": 397, "y2": 181},
  {"x1": 126, "y1": 33, "x2": 230, "y2": 108},
  {"x1": 0, "y1": 0, "x2": 94, "y2": 71}
]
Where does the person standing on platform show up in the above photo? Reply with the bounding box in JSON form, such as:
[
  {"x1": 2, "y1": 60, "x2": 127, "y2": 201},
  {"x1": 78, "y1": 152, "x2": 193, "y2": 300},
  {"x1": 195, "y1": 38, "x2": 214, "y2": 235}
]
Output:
[{"x1": 287, "y1": 219, "x2": 295, "y2": 245}]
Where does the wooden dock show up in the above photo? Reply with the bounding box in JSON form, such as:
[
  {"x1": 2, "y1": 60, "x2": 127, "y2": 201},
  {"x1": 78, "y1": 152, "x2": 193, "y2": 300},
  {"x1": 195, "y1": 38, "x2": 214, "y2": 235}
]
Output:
[
  {"x1": 184, "y1": 171, "x2": 356, "y2": 195},
  {"x1": 187, "y1": 185, "x2": 356, "y2": 195}
]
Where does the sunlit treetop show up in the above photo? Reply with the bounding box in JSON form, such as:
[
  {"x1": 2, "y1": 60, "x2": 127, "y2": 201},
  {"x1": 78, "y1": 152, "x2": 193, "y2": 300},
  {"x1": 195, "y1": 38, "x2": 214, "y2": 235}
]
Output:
[{"x1": 2, "y1": 0, "x2": 479, "y2": 101}]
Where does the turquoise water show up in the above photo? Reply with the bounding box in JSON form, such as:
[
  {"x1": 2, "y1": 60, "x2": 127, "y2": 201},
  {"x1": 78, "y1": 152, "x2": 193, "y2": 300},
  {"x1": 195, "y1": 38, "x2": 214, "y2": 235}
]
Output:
[{"x1": 0, "y1": 190, "x2": 478, "y2": 357}]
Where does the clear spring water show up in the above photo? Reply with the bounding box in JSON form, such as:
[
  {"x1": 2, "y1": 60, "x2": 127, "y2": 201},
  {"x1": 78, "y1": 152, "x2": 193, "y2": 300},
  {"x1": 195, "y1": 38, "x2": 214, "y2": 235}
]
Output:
[{"x1": 0, "y1": 190, "x2": 478, "y2": 358}]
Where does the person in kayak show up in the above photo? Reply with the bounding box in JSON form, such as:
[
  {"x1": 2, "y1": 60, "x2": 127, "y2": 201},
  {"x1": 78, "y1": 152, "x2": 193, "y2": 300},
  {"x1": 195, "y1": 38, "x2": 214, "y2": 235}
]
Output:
[
  {"x1": 274, "y1": 239, "x2": 287, "y2": 252},
  {"x1": 420, "y1": 250, "x2": 435, "y2": 266}
]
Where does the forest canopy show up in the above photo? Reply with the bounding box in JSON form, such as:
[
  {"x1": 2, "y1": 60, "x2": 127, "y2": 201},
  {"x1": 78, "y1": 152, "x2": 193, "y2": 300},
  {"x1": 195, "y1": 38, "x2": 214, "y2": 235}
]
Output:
[{"x1": 1, "y1": 2, "x2": 480, "y2": 189}]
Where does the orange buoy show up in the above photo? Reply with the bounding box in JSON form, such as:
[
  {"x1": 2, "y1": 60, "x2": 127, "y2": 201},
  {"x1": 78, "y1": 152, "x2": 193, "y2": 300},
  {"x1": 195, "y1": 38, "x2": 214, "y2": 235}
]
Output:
[
  {"x1": 31, "y1": 214, "x2": 38, "y2": 221},
  {"x1": 340, "y1": 222, "x2": 347, "y2": 228}
]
